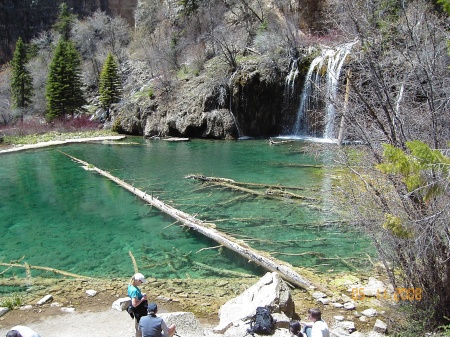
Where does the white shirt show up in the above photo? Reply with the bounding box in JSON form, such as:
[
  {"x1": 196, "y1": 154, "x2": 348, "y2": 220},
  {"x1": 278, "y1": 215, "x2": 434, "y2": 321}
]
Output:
[
  {"x1": 311, "y1": 320, "x2": 330, "y2": 337},
  {"x1": 9, "y1": 325, "x2": 41, "y2": 337}
]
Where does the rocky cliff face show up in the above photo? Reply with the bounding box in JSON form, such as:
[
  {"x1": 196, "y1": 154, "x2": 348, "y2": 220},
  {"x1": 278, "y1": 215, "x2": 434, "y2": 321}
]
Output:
[
  {"x1": 111, "y1": 56, "x2": 296, "y2": 139},
  {"x1": 0, "y1": 0, "x2": 137, "y2": 64}
]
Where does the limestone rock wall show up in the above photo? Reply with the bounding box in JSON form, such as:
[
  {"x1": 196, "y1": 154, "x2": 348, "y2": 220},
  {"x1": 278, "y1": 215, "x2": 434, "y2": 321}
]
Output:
[{"x1": 113, "y1": 56, "x2": 291, "y2": 139}]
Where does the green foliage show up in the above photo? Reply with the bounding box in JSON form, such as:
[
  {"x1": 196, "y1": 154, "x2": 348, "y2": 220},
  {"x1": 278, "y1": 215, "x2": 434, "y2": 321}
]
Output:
[
  {"x1": 53, "y1": 3, "x2": 75, "y2": 41},
  {"x1": 439, "y1": 323, "x2": 450, "y2": 336},
  {"x1": 438, "y1": 0, "x2": 450, "y2": 15},
  {"x1": 382, "y1": 213, "x2": 412, "y2": 239},
  {"x1": 99, "y1": 53, "x2": 122, "y2": 109},
  {"x1": 257, "y1": 20, "x2": 268, "y2": 34},
  {"x1": 10, "y1": 37, "x2": 33, "y2": 111},
  {"x1": 46, "y1": 40, "x2": 86, "y2": 120},
  {"x1": 177, "y1": 0, "x2": 198, "y2": 17},
  {"x1": 111, "y1": 118, "x2": 122, "y2": 133},
  {"x1": 376, "y1": 141, "x2": 450, "y2": 202},
  {"x1": 0, "y1": 294, "x2": 24, "y2": 310}
]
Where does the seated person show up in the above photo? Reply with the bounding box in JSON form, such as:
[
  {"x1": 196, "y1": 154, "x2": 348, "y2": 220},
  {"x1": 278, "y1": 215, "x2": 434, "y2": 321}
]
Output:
[
  {"x1": 138, "y1": 302, "x2": 176, "y2": 337},
  {"x1": 301, "y1": 308, "x2": 330, "y2": 337},
  {"x1": 290, "y1": 320, "x2": 304, "y2": 337}
]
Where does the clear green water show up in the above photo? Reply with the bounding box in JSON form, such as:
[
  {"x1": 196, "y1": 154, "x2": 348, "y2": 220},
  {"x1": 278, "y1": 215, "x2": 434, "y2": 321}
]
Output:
[{"x1": 0, "y1": 138, "x2": 374, "y2": 281}]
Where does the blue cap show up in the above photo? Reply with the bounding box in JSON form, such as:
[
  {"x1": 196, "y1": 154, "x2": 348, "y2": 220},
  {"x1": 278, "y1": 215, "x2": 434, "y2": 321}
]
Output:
[{"x1": 148, "y1": 302, "x2": 158, "y2": 313}]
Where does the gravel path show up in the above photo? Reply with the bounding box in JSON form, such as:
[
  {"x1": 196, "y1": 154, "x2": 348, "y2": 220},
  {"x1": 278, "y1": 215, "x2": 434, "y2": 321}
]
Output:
[
  {"x1": 0, "y1": 308, "x2": 221, "y2": 337},
  {"x1": 0, "y1": 309, "x2": 136, "y2": 337}
]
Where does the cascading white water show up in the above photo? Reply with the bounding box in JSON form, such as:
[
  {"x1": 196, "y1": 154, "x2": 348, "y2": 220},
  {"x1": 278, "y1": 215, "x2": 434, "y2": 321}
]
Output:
[
  {"x1": 228, "y1": 70, "x2": 244, "y2": 138},
  {"x1": 293, "y1": 42, "x2": 356, "y2": 139}
]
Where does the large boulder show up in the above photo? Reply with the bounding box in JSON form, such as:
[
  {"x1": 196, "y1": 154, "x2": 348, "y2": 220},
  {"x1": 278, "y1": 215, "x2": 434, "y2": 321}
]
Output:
[
  {"x1": 214, "y1": 272, "x2": 294, "y2": 334},
  {"x1": 160, "y1": 312, "x2": 204, "y2": 337}
]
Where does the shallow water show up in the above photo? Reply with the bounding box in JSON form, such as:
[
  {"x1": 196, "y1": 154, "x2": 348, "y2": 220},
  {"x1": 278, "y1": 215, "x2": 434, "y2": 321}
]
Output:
[{"x1": 0, "y1": 138, "x2": 373, "y2": 281}]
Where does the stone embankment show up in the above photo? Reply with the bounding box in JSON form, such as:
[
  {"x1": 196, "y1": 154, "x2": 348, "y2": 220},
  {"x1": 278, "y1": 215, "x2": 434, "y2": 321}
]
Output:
[{"x1": 0, "y1": 273, "x2": 392, "y2": 337}]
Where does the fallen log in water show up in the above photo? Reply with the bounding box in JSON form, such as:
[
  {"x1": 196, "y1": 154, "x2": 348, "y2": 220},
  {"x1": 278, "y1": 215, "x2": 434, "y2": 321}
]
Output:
[
  {"x1": 185, "y1": 174, "x2": 321, "y2": 206},
  {"x1": 59, "y1": 150, "x2": 327, "y2": 292},
  {"x1": 0, "y1": 262, "x2": 95, "y2": 279}
]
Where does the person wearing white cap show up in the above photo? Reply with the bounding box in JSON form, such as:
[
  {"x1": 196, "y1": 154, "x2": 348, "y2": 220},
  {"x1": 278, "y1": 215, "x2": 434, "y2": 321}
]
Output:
[{"x1": 128, "y1": 272, "x2": 148, "y2": 337}]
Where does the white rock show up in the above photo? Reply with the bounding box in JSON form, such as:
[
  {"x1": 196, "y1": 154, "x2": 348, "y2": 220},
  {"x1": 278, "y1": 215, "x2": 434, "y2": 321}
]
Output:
[
  {"x1": 160, "y1": 312, "x2": 204, "y2": 337},
  {"x1": 312, "y1": 291, "x2": 327, "y2": 299},
  {"x1": 361, "y1": 308, "x2": 377, "y2": 317},
  {"x1": 50, "y1": 302, "x2": 62, "y2": 307},
  {"x1": 338, "y1": 321, "x2": 356, "y2": 331},
  {"x1": 273, "y1": 312, "x2": 290, "y2": 329},
  {"x1": 0, "y1": 307, "x2": 9, "y2": 317},
  {"x1": 331, "y1": 327, "x2": 351, "y2": 336},
  {"x1": 86, "y1": 289, "x2": 98, "y2": 297},
  {"x1": 36, "y1": 294, "x2": 53, "y2": 305},
  {"x1": 214, "y1": 272, "x2": 294, "y2": 334},
  {"x1": 359, "y1": 316, "x2": 368, "y2": 322},
  {"x1": 332, "y1": 303, "x2": 344, "y2": 308},
  {"x1": 318, "y1": 297, "x2": 330, "y2": 305},
  {"x1": 344, "y1": 302, "x2": 356, "y2": 310},
  {"x1": 111, "y1": 297, "x2": 131, "y2": 311},
  {"x1": 334, "y1": 315, "x2": 345, "y2": 321},
  {"x1": 61, "y1": 307, "x2": 76, "y2": 313},
  {"x1": 362, "y1": 278, "x2": 385, "y2": 297},
  {"x1": 19, "y1": 305, "x2": 33, "y2": 310},
  {"x1": 373, "y1": 319, "x2": 387, "y2": 334}
]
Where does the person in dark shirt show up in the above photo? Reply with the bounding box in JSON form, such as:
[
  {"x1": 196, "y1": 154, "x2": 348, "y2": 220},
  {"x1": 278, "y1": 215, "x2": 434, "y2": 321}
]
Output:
[{"x1": 138, "y1": 302, "x2": 176, "y2": 337}]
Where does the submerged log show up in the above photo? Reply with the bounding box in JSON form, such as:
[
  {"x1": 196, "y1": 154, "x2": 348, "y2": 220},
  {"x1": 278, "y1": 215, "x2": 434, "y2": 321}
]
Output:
[
  {"x1": 185, "y1": 174, "x2": 320, "y2": 205},
  {"x1": 59, "y1": 150, "x2": 327, "y2": 292},
  {"x1": 0, "y1": 262, "x2": 94, "y2": 279}
]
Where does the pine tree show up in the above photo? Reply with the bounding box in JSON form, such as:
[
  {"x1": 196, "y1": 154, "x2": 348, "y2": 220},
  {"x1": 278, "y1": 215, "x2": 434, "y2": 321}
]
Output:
[
  {"x1": 99, "y1": 53, "x2": 122, "y2": 111},
  {"x1": 45, "y1": 40, "x2": 85, "y2": 120},
  {"x1": 10, "y1": 37, "x2": 33, "y2": 119},
  {"x1": 53, "y1": 3, "x2": 75, "y2": 41}
]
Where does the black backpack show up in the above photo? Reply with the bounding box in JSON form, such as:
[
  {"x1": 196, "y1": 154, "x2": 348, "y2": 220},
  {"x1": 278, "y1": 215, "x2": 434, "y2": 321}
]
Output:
[
  {"x1": 247, "y1": 306, "x2": 276, "y2": 335},
  {"x1": 127, "y1": 299, "x2": 148, "y2": 322}
]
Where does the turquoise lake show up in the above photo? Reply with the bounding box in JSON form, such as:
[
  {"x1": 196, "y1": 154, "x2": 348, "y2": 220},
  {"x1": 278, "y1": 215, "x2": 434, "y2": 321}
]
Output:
[{"x1": 0, "y1": 138, "x2": 373, "y2": 282}]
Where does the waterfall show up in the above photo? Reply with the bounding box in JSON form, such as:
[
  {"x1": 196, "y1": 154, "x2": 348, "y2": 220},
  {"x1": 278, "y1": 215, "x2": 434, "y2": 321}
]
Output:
[
  {"x1": 228, "y1": 70, "x2": 244, "y2": 138},
  {"x1": 292, "y1": 42, "x2": 356, "y2": 139}
]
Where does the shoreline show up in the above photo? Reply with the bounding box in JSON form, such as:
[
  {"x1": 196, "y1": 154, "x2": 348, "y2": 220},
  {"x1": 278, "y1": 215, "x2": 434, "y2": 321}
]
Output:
[
  {"x1": 0, "y1": 135, "x2": 127, "y2": 154},
  {"x1": 0, "y1": 270, "x2": 393, "y2": 336}
]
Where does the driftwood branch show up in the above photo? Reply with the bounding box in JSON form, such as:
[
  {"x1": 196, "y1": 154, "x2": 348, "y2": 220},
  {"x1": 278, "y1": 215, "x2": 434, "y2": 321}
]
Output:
[
  {"x1": 193, "y1": 261, "x2": 254, "y2": 278},
  {"x1": 129, "y1": 251, "x2": 139, "y2": 273},
  {"x1": 0, "y1": 262, "x2": 94, "y2": 279},
  {"x1": 59, "y1": 150, "x2": 328, "y2": 292},
  {"x1": 196, "y1": 245, "x2": 223, "y2": 253}
]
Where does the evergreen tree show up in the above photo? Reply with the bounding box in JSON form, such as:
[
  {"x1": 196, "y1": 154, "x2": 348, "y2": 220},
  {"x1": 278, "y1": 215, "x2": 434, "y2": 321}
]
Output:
[
  {"x1": 99, "y1": 53, "x2": 122, "y2": 111},
  {"x1": 54, "y1": 3, "x2": 75, "y2": 41},
  {"x1": 10, "y1": 37, "x2": 33, "y2": 119},
  {"x1": 45, "y1": 40, "x2": 85, "y2": 120}
]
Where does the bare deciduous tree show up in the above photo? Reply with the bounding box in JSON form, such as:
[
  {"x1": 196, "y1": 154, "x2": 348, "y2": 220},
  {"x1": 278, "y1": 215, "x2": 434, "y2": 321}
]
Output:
[{"x1": 330, "y1": 0, "x2": 450, "y2": 327}]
